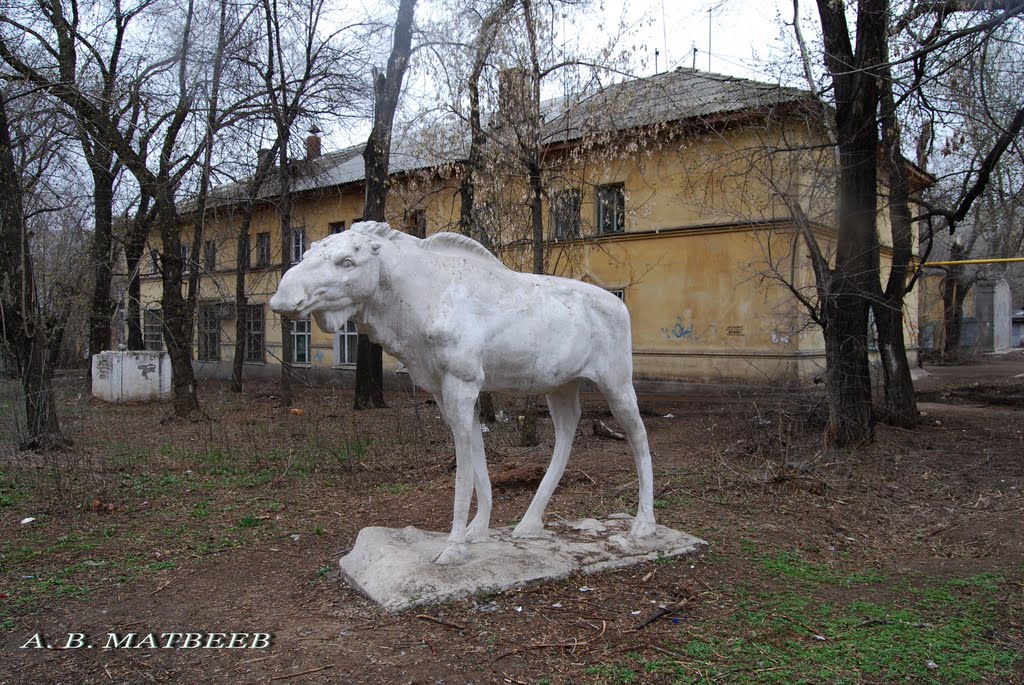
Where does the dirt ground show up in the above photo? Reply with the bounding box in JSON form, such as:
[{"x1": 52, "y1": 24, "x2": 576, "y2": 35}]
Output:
[{"x1": 1, "y1": 353, "x2": 1023, "y2": 684}]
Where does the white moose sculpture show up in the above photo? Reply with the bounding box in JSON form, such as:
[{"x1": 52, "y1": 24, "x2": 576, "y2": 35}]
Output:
[{"x1": 270, "y1": 222, "x2": 656, "y2": 564}]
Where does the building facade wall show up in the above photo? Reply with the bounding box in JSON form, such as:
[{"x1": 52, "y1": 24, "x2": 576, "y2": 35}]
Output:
[{"x1": 138, "y1": 114, "x2": 921, "y2": 387}]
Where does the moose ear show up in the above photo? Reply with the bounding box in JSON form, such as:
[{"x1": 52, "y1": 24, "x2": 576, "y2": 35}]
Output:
[{"x1": 369, "y1": 242, "x2": 382, "y2": 255}]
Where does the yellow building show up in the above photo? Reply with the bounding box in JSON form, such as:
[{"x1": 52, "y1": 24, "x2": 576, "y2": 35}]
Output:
[{"x1": 139, "y1": 68, "x2": 927, "y2": 387}]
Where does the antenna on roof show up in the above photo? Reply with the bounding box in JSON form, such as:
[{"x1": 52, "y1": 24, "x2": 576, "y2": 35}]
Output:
[
  {"x1": 692, "y1": 44, "x2": 697, "y2": 70},
  {"x1": 655, "y1": 48, "x2": 660, "y2": 74},
  {"x1": 708, "y1": 9, "x2": 713, "y2": 72}
]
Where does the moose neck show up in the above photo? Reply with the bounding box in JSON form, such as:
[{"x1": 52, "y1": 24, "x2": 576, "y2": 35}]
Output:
[{"x1": 351, "y1": 241, "x2": 441, "y2": 365}]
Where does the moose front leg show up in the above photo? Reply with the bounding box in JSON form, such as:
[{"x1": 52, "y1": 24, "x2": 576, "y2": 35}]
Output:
[{"x1": 433, "y1": 378, "x2": 484, "y2": 565}]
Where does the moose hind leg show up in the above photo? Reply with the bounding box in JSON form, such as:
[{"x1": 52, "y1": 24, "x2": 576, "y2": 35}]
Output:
[
  {"x1": 605, "y1": 386, "x2": 657, "y2": 538},
  {"x1": 513, "y1": 382, "x2": 581, "y2": 539},
  {"x1": 466, "y1": 408, "x2": 492, "y2": 542}
]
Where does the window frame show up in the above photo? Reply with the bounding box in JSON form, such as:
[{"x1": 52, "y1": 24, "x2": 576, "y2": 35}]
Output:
[
  {"x1": 552, "y1": 188, "x2": 582, "y2": 240},
  {"x1": 256, "y1": 232, "x2": 271, "y2": 267},
  {"x1": 404, "y1": 209, "x2": 427, "y2": 239},
  {"x1": 328, "y1": 221, "x2": 346, "y2": 234},
  {"x1": 595, "y1": 183, "x2": 626, "y2": 234},
  {"x1": 291, "y1": 226, "x2": 306, "y2": 263},
  {"x1": 291, "y1": 316, "x2": 312, "y2": 365},
  {"x1": 244, "y1": 304, "x2": 265, "y2": 363},
  {"x1": 197, "y1": 304, "x2": 220, "y2": 361},
  {"x1": 333, "y1": 319, "x2": 359, "y2": 367},
  {"x1": 143, "y1": 309, "x2": 163, "y2": 351}
]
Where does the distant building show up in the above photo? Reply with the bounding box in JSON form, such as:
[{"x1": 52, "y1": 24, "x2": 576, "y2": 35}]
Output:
[{"x1": 139, "y1": 68, "x2": 929, "y2": 386}]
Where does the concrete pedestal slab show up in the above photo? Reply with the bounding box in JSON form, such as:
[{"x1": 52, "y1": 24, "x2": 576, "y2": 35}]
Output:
[{"x1": 339, "y1": 514, "x2": 707, "y2": 612}]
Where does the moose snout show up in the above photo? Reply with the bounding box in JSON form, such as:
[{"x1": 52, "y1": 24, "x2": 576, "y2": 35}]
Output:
[{"x1": 268, "y1": 288, "x2": 306, "y2": 317}]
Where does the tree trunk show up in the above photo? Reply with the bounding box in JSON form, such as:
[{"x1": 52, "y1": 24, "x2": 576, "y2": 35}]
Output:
[
  {"x1": 942, "y1": 266, "x2": 971, "y2": 358},
  {"x1": 232, "y1": 224, "x2": 248, "y2": 393},
  {"x1": 124, "y1": 235, "x2": 146, "y2": 350},
  {"x1": 519, "y1": 160, "x2": 545, "y2": 446},
  {"x1": 873, "y1": 59, "x2": 918, "y2": 428},
  {"x1": 231, "y1": 146, "x2": 277, "y2": 393},
  {"x1": 156, "y1": 195, "x2": 200, "y2": 417},
  {"x1": 812, "y1": 0, "x2": 885, "y2": 446},
  {"x1": 21, "y1": 324, "x2": 63, "y2": 450},
  {"x1": 874, "y1": 304, "x2": 917, "y2": 427},
  {"x1": 86, "y1": 158, "x2": 116, "y2": 374},
  {"x1": 0, "y1": 91, "x2": 65, "y2": 449},
  {"x1": 277, "y1": 144, "x2": 294, "y2": 408},
  {"x1": 821, "y1": 289, "x2": 874, "y2": 445},
  {"x1": 354, "y1": 0, "x2": 416, "y2": 410}
]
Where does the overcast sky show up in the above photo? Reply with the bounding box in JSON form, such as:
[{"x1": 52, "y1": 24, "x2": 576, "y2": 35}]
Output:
[{"x1": 569, "y1": 0, "x2": 810, "y2": 83}]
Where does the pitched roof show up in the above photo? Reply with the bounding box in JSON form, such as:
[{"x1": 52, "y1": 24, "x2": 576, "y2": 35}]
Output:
[
  {"x1": 541, "y1": 68, "x2": 811, "y2": 144},
  {"x1": 199, "y1": 68, "x2": 812, "y2": 211}
]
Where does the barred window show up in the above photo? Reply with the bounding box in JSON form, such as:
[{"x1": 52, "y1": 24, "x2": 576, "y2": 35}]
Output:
[
  {"x1": 244, "y1": 304, "x2": 265, "y2": 362},
  {"x1": 256, "y1": 232, "x2": 271, "y2": 266},
  {"x1": 143, "y1": 309, "x2": 163, "y2": 351},
  {"x1": 197, "y1": 305, "x2": 220, "y2": 361},
  {"x1": 552, "y1": 189, "x2": 581, "y2": 239}
]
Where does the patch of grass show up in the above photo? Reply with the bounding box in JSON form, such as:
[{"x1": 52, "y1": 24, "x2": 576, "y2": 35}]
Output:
[
  {"x1": 375, "y1": 482, "x2": 410, "y2": 496},
  {"x1": 583, "y1": 664, "x2": 637, "y2": 684},
  {"x1": 0, "y1": 470, "x2": 24, "y2": 506},
  {"x1": 757, "y1": 549, "x2": 885, "y2": 587},
  {"x1": 649, "y1": 573, "x2": 1017, "y2": 685},
  {"x1": 332, "y1": 438, "x2": 372, "y2": 465},
  {"x1": 237, "y1": 515, "x2": 262, "y2": 529},
  {"x1": 190, "y1": 498, "x2": 213, "y2": 519}
]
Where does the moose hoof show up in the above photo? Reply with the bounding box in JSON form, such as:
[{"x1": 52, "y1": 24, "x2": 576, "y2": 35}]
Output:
[
  {"x1": 630, "y1": 517, "x2": 657, "y2": 539},
  {"x1": 511, "y1": 520, "x2": 545, "y2": 539},
  {"x1": 434, "y1": 543, "x2": 467, "y2": 565}
]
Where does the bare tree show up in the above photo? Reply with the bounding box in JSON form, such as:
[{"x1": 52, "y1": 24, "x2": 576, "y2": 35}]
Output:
[
  {"x1": 0, "y1": 89, "x2": 77, "y2": 448},
  {"x1": 354, "y1": 0, "x2": 417, "y2": 410}
]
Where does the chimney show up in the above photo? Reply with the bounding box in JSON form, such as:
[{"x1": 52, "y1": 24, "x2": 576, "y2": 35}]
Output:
[
  {"x1": 305, "y1": 126, "x2": 322, "y2": 161},
  {"x1": 256, "y1": 147, "x2": 274, "y2": 170}
]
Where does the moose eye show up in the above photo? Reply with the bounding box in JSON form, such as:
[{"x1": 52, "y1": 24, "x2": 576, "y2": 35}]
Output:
[{"x1": 339, "y1": 258, "x2": 355, "y2": 268}]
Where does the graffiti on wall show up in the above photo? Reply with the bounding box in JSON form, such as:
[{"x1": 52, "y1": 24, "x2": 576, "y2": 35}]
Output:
[{"x1": 661, "y1": 316, "x2": 696, "y2": 341}]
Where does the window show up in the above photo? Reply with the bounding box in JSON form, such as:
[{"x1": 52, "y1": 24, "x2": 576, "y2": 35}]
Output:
[
  {"x1": 291, "y1": 227, "x2": 306, "y2": 263},
  {"x1": 404, "y1": 209, "x2": 427, "y2": 238},
  {"x1": 608, "y1": 288, "x2": 625, "y2": 302},
  {"x1": 334, "y1": 320, "x2": 359, "y2": 366},
  {"x1": 143, "y1": 309, "x2": 163, "y2": 351},
  {"x1": 204, "y1": 239, "x2": 217, "y2": 272},
  {"x1": 197, "y1": 305, "x2": 220, "y2": 361},
  {"x1": 552, "y1": 189, "x2": 581, "y2": 239},
  {"x1": 180, "y1": 244, "x2": 191, "y2": 274},
  {"x1": 596, "y1": 184, "x2": 625, "y2": 234},
  {"x1": 244, "y1": 304, "x2": 265, "y2": 362},
  {"x1": 256, "y1": 232, "x2": 270, "y2": 266},
  {"x1": 148, "y1": 249, "x2": 160, "y2": 275},
  {"x1": 239, "y1": 233, "x2": 250, "y2": 269},
  {"x1": 291, "y1": 317, "x2": 311, "y2": 364},
  {"x1": 329, "y1": 221, "x2": 346, "y2": 234}
]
